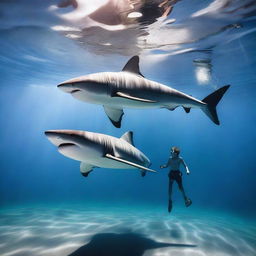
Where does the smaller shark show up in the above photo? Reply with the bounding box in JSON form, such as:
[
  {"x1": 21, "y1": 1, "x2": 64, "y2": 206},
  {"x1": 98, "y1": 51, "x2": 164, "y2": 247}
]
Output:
[
  {"x1": 58, "y1": 56, "x2": 230, "y2": 128},
  {"x1": 45, "y1": 130, "x2": 156, "y2": 177}
]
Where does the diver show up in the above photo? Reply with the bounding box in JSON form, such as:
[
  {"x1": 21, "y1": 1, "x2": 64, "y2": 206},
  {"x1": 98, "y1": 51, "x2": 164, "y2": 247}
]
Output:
[{"x1": 160, "y1": 146, "x2": 192, "y2": 213}]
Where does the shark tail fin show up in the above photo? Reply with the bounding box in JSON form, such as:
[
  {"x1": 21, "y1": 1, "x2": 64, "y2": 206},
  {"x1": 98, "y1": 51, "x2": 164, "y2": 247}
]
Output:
[{"x1": 201, "y1": 85, "x2": 230, "y2": 125}]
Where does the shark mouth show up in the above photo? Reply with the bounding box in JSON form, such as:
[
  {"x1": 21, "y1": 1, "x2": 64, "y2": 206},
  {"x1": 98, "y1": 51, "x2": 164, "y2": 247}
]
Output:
[
  {"x1": 58, "y1": 143, "x2": 77, "y2": 148},
  {"x1": 71, "y1": 89, "x2": 81, "y2": 94}
]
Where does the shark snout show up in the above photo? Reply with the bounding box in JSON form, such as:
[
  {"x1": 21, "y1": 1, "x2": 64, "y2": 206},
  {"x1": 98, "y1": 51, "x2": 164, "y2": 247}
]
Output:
[
  {"x1": 44, "y1": 130, "x2": 80, "y2": 147},
  {"x1": 57, "y1": 76, "x2": 88, "y2": 93},
  {"x1": 45, "y1": 130, "x2": 66, "y2": 138},
  {"x1": 57, "y1": 82, "x2": 78, "y2": 93},
  {"x1": 45, "y1": 130, "x2": 60, "y2": 139},
  {"x1": 45, "y1": 130, "x2": 66, "y2": 146}
]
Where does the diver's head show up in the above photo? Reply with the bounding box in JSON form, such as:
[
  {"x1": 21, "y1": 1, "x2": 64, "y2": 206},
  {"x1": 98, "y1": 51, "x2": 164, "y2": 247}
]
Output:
[{"x1": 171, "y1": 146, "x2": 180, "y2": 157}]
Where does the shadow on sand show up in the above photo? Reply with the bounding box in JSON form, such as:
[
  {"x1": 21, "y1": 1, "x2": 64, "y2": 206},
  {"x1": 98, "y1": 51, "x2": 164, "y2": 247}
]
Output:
[{"x1": 68, "y1": 232, "x2": 197, "y2": 256}]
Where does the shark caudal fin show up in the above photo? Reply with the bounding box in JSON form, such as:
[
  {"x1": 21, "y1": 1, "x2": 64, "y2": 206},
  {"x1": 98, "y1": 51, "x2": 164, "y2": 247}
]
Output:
[{"x1": 201, "y1": 85, "x2": 230, "y2": 125}]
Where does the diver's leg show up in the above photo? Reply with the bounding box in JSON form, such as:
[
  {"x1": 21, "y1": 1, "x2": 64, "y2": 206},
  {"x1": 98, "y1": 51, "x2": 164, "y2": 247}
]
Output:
[
  {"x1": 177, "y1": 175, "x2": 192, "y2": 207},
  {"x1": 177, "y1": 180, "x2": 186, "y2": 200},
  {"x1": 168, "y1": 179, "x2": 174, "y2": 212},
  {"x1": 168, "y1": 179, "x2": 174, "y2": 200}
]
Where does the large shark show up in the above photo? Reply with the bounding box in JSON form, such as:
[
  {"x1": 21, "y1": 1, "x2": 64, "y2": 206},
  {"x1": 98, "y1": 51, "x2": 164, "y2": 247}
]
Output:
[
  {"x1": 58, "y1": 56, "x2": 230, "y2": 128},
  {"x1": 45, "y1": 130, "x2": 156, "y2": 177}
]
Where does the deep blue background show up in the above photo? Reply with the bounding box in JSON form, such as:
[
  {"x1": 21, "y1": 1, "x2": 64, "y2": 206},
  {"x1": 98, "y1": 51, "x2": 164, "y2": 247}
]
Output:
[{"x1": 0, "y1": 0, "x2": 256, "y2": 218}]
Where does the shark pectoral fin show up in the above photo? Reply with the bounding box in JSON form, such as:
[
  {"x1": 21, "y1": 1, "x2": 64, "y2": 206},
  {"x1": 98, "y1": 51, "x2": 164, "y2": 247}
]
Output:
[
  {"x1": 103, "y1": 106, "x2": 124, "y2": 128},
  {"x1": 115, "y1": 92, "x2": 157, "y2": 103},
  {"x1": 167, "y1": 107, "x2": 177, "y2": 111},
  {"x1": 120, "y1": 131, "x2": 134, "y2": 146},
  {"x1": 122, "y1": 56, "x2": 144, "y2": 77},
  {"x1": 80, "y1": 162, "x2": 94, "y2": 177},
  {"x1": 141, "y1": 170, "x2": 146, "y2": 177},
  {"x1": 183, "y1": 107, "x2": 191, "y2": 113},
  {"x1": 105, "y1": 154, "x2": 157, "y2": 173}
]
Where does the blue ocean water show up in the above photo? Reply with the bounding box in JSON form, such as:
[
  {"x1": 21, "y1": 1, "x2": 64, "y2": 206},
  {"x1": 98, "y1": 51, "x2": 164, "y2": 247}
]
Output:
[{"x1": 0, "y1": 0, "x2": 256, "y2": 255}]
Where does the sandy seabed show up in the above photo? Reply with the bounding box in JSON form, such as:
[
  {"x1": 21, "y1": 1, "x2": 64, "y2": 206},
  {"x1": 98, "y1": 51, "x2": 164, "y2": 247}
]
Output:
[{"x1": 0, "y1": 205, "x2": 255, "y2": 256}]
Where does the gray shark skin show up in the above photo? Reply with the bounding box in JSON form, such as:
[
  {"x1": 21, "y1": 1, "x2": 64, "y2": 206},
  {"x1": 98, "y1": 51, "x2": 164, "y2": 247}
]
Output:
[
  {"x1": 45, "y1": 130, "x2": 156, "y2": 177},
  {"x1": 58, "y1": 56, "x2": 230, "y2": 128}
]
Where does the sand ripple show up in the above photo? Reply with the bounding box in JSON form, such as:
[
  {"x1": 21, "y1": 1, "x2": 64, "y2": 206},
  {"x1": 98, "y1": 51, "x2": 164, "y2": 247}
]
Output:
[{"x1": 0, "y1": 206, "x2": 255, "y2": 256}]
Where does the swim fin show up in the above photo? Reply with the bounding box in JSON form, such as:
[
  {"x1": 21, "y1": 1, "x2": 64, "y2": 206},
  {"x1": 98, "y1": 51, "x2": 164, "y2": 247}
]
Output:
[{"x1": 185, "y1": 198, "x2": 192, "y2": 207}]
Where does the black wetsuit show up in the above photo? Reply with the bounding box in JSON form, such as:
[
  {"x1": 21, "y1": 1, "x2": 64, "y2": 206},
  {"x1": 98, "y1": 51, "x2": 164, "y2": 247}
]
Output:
[{"x1": 168, "y1": 170, "x2": 183, "y2": 190}]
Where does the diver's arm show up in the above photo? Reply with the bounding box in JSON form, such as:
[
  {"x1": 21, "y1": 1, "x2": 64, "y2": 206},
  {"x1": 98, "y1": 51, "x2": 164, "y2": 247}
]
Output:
[
  {"x1": 181, "y1": 158, "x2": 190, "y2": 175},
  {"x1": 160, "y1": 158, "x2": 171, "y2": 169}
]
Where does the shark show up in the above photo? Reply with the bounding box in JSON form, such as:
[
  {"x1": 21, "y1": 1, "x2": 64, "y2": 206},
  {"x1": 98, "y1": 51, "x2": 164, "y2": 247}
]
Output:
[
  {"x1": 45, "y1": 130, "x2": 156, "y2": 177},
  {"x1": 57, "y1": 56, "x2": 230, "y2": 128}
]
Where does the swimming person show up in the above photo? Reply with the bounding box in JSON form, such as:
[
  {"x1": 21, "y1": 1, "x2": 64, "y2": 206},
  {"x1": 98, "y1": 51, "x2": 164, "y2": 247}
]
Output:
[{"x1": 160, "y1": 147, "x2": 192, "y2": 213}]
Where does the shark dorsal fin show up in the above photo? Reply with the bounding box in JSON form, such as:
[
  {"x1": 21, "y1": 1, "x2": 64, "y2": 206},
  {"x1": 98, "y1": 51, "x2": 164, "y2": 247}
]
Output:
[
  {"x1": 120, "y1": 131, "x2": 134, "y2": 146},
  {"x1": 122, "y1": 56, "x2": 144, "y2": 77}
]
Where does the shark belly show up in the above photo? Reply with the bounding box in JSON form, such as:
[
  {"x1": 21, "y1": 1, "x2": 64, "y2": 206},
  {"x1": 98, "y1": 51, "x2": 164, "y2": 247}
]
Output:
[
  {"x1": 71, "y1": 90, "x2": 109, "y2": 105},
  {"x1": 72, "y1": 87, "x2": 161, "y2": 109},
  {"x1": 109, "y1": 98, "x2": 161, "y2": 109},
  {"x1": 58, "y1": 143, "x2": 103, "y2": 163},
  {"x1": 92, "y1": 157, "x2": 137, "y2": 169}
]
